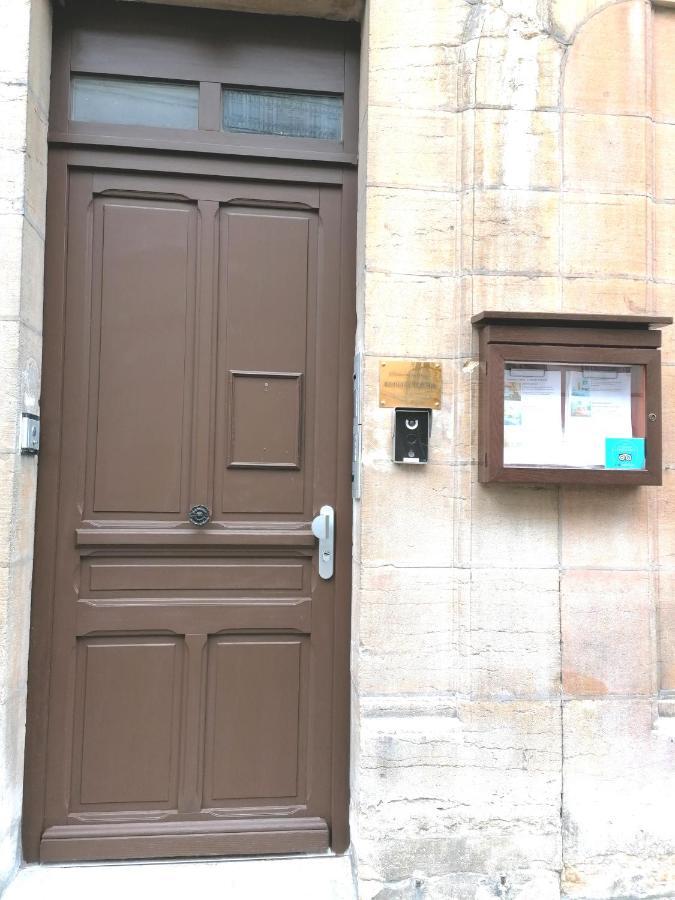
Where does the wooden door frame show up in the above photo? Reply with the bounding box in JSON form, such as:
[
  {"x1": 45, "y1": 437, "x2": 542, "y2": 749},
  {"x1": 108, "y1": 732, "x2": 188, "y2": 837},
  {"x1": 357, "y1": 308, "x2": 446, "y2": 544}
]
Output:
[{"x1": 22, "y1": 144, "x2": 356, "y2": 861}]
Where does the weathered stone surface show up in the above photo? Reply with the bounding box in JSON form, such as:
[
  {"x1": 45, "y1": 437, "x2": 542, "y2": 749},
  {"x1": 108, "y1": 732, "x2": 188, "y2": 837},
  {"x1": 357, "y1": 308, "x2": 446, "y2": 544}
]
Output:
[
  {"x1": 563, "y1": 1, "x2": 647, "y2": 116},
  {"x1": 561, "y1": 276, "x2": 647, "y2": 316},
  {"x1": 561, "y1": 570, "x2": 654, "y2": 698},
  {"x1": 472, "y1": 109, "x2": 560, "y2": 191},
  {"x1": 369, "y1": 44, "x2": 460, "y2": 112},
  {"x1": 562, "y1": 193, "x2": 647, "y2": 278},
  {"x1": 366, "y1": 187, "x2": 459, "y2": 275},
  {"x1": 472, "y1": 190, "x2": 559, "y2": 275},
  {"x1": 561, "y1": 486, "x2": 649, "y2": 568},
  {"x1": 654, "y1": 123, "x2": 675, "y2": 200},
  {"x1": 562, "y1": 699, "x2": 675, "y2": 899},
  {"x1": 469, "y1": 569, "x2": 560, "y2": 700},
  {"x1": 358, "y1": 566, "x2": 469, "y2": 695},
  {"x1": 471, "y1": 483, "x2": 559, "y2": 569},
  {"x1": 654, "y1": 203, "x2": 675, "y2": 281},
  {"x1": 563, "y1": 112, "x2": 647, "y2": 194}
]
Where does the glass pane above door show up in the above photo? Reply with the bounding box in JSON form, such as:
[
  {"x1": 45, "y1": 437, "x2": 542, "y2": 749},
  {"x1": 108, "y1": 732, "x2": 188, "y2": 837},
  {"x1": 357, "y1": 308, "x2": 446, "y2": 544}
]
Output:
[
  {"x1": 222, "y1": 87, "x2": 343, "y2": 141},
  {"x1": 71, "y1": 75, "x2": 199, "y2": 130}
]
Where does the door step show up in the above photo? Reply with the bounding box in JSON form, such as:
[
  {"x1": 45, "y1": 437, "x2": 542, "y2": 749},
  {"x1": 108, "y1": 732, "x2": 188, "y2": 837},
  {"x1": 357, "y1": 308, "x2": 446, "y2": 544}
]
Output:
[{"x1": 4, "y1": 854, "x2": 356, "y2": 900}]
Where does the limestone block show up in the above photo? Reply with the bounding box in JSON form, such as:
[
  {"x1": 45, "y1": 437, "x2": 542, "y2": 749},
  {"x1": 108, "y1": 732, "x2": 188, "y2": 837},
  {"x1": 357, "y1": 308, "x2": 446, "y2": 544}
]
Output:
[
  {"x1": 562, "y1": 193, "x2": 647, "y2": 278},
  {"x1": 562, "y1": 276, "x2": 647, "y2": 316},
  {"x1": 367, "y1": 0, "x2": 468, "y2": 51},
  {"x1": 654, "y1": 5, "x2": 675, "y2": 123},
  {"x1": 357, "y1": 867, "x2": 560, "y2": 900},
  {"x1": 360, "y1": 462, "x2": 470, "y2": 568},
  {"x1": 19, "y1": 218, "x2": 45, "y2": 333},
  {"x1": 654, "y1": 203, "x2": 675, "y2": 282},
  {"x1": 561, "y1": 570, "x2": 654, "y2": 698},
  {"x1": 0, "y1": 215, "x2": 24, "y2": 319},
  {"x1": 0, "y1": 83, "x2": 28, "y2": 152},
  {"x1": 657, "y1": 573, "x2": 675, "y2": 691},
  {"x1": 355, "y1": 701, "x2": 562, "y2": 879},
  {"x1": 0, "y1": 149, "x2": 26, "y2": 216},
  {"x1": 357, "y1": 566, "x2": 469, "y2": 695},
  {"x1": 469, "y1": 568, "x2": 560, "y2": 700},
  {"x1": 563, "y1": 112, "x2": 647, "y2": 195},
  {"x1": 562, "y1": 699, "x2": 675, "y2": 899},
  {"x1": 472, "y1": 275, "x2": 561, "y2": 315},
  {"x1": 474, "y1": 35, "x2": 562, "y2": 111},
  {"x1": 0, "y1": 455, "x2": 17, "y2": 569},
  {"x1": 0, "y1": 322, "x2": 21, "y2": 455},
  {"x1": 471, "y1": 483, "x2": 559, "y2": 569},
  {"x1": 367, "y1": 105, "x2": 459, "y2": 192},
  {"x1": 24, "y1": 97, "x2": 48, "y2": 232},
  {"x1": 369, "y1": 44, "x2": 460, "y2": 112},
  {"x1": 654, "y1": 123, "x2": 675, "y2": 201},
  {"x1": 27, "y1": 0, "x2": 52, "y2": 116},
  {"x1": 550, "y1": 0, "x2": 611, "y2": 42},
  {"x1": 561, "y1": 485, "x2": 649, "y2": 568},
  {"x1": 2, "y1": 559, "x2": 32, "y2": 694},
  {"x1": 563, "y1": 1, "x2": 647, "y2": 116},
  {"x1": 656, "y1": 284, "x2": 675, "y2": 366},
  {"x1": 363, "y1": 271, "x2": 460, "y2": 360},
  {"x1": 661, "y1": 366, "x2": 675, "y2": 467},
  {"x1": 472, "y1": 190, "x2": 559, "y2": 275},
  {"x1": 473, "y1": 109, "x2": 560, "y2": 191},
  {"x1": 365, "y1": 187, "x2": 459, "y2": 276},
  {"x1": 655, "y1": 469, "x2": 675, "y2": 566},
  {"x1": 0, "y1": 0, "x2": 30, "y2": 86}
]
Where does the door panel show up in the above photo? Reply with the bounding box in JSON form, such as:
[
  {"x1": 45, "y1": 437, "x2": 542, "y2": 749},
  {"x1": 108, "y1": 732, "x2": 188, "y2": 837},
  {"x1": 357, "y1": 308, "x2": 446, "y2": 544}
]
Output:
[
  {"x1": 90, "y1": 198, "x2": 197, "y2": 515},
  {"x1": 203, "y1": 636, "x2": 306, "y2": 805},
  {"x1": 216, "y1": 206, "x2": 316, "y2": 516},
  {"x1": 28, "y1": 163, "x2": 352, "y2": 862}
]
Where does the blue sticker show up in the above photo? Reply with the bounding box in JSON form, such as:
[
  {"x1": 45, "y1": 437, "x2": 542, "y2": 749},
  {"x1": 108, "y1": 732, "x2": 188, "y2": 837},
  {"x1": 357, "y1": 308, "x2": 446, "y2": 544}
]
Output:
[{"x1": 605, "y1": 437, "x2": 645, "y2": 470}]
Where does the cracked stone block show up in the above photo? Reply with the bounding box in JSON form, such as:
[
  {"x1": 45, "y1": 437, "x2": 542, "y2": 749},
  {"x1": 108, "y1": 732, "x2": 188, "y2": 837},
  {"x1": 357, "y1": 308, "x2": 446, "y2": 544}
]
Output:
[
  {"x1": 369, "y1": 44, "x2": 461, "y2": 112},
  {"x1": 365, "y1": 187, "x2": 459, "y2": 276},
  {"x1": 472, "y1": 189, "x2": 559, "y2": 275},
  {"x1": 562, "y1": 699, "x2": 675, "y2": 899}
]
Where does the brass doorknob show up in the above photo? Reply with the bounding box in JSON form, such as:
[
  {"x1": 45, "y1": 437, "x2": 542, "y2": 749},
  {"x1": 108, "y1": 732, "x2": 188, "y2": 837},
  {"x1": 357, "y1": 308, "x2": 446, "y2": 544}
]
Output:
[{"x1": 188, "y1": 505, "x2": 211, "y2": 527}]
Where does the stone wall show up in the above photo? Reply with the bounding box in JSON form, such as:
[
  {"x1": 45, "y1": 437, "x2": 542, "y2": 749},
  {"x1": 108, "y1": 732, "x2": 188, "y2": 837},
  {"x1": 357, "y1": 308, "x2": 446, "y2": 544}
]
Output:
[
  {"x1": 0, "y1": 0, "x2": 50, "y2": 892},
  {"x1": 0, "y1": 1, "x2": 673, "y2": 898},
  {"x1": 352, "y1": 1, "x2": 675, "y2": 898}
]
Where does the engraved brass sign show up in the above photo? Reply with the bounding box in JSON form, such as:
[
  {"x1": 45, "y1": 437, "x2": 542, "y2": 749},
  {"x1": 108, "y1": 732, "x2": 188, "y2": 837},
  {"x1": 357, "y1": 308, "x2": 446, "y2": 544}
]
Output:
[{"x1": 379, "y1": 360, "x2": 442, "y2": 409}]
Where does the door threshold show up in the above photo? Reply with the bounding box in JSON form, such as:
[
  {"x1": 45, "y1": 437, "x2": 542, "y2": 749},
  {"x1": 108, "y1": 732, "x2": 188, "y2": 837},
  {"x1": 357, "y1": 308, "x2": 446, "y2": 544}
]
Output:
[{"x1": 5, "y1": 854, "x2": 356, "y2": 900}]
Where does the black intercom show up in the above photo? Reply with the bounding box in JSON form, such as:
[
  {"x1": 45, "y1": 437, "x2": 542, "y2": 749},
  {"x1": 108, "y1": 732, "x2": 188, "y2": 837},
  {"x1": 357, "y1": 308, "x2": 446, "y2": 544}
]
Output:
[{"x1": 393, "y1": 408, "x2": 431, "y2": 464}]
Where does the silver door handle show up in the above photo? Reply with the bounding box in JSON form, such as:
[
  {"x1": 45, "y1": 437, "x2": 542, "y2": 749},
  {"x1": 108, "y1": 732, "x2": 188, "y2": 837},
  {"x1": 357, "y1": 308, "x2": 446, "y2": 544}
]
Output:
[{"x1": 311, "y1": 505, "x2": 335, "y2": 580}]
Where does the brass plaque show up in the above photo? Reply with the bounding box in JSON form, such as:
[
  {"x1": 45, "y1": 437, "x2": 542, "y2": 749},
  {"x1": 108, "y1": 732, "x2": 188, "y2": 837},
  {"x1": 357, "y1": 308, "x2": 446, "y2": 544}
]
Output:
[{"x1": 379, "y1": 359, "x2": 442, "y2": 409}]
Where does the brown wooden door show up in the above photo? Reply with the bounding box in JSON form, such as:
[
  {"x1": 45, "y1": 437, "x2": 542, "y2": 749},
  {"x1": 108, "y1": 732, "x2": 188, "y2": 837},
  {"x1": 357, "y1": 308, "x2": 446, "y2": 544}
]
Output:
[{"x1": 24, "y1": 160, "x2": 354, "y2": 862}]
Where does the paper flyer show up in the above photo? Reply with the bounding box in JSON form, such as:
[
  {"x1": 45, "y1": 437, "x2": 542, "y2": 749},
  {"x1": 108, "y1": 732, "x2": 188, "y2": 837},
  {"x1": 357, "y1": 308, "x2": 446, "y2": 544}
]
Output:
[
  {"x1": 503, "y1": 367, "x2": 563, "y2": 466},
  {"x1": 563, "y1": 368, "x2": 633, "y2": 467}
]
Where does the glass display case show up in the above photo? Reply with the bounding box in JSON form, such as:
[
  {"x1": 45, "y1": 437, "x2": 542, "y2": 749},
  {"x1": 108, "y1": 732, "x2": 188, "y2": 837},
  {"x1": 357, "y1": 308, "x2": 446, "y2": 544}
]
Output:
[{"x1": 473, "y1": 312, "x2": 672, "y2": 485}]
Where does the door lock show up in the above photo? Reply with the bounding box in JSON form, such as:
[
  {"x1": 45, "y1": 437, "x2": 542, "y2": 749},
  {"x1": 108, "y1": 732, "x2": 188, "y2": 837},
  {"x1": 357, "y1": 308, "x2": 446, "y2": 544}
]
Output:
[
  {"x1": 311, "y1": 505, "x2": 335, "y2": 580},
  {"x1": 188, "y1": 505, "x2": 211, "y2": 527}
]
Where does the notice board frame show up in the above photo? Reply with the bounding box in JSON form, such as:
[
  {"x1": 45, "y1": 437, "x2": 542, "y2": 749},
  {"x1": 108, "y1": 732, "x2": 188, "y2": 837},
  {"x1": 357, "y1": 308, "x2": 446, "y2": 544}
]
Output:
[{"x1": 472, "y1": 312, "x2": 672, "y2": 486}]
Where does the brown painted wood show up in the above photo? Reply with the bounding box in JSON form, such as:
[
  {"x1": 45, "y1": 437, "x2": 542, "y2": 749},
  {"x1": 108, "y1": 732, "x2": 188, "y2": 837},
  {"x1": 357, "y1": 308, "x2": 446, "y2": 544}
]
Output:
[
  {"x1": 472, "y1": 311, "x2": 673, "y2": 329},
  {"x1": 478, "y1": 338, "x2": 664, "y2": 485},
  {"x1": 24, "y1": 2, "x2": 356, "y2": 864}
]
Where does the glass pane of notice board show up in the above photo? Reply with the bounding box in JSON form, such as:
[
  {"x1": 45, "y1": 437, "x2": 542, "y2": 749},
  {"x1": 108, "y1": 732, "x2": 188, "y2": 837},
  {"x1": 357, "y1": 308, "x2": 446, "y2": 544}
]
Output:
[{"x1": 503, "y1": 363, "x2": 646, "y2": 470}]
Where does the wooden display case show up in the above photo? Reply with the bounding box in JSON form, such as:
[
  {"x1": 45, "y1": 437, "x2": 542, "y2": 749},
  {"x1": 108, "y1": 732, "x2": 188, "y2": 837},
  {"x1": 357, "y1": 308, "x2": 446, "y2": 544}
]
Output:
[{"x1": 472, "y1": 312, "x2": 673, "y2": 485}]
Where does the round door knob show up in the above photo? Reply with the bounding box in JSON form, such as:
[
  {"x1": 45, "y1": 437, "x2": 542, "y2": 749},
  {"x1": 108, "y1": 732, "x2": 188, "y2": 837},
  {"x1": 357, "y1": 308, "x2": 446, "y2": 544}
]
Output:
[{"x1": 188, "y1": 505, "x2": 211, "y2": 527}]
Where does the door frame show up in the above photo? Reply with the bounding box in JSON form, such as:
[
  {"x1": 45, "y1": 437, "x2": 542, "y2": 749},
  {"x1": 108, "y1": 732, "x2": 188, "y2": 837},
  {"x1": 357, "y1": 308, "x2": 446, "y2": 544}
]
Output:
[{"x1": 23, "y1": 142, "x2": 356, "y2": 861}]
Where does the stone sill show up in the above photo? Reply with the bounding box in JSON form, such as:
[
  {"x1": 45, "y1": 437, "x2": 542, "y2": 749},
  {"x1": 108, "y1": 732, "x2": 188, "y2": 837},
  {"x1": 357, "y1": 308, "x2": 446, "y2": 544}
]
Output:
[{"x1": 4, "y1": 855, "x2": 356, "y2": 900}]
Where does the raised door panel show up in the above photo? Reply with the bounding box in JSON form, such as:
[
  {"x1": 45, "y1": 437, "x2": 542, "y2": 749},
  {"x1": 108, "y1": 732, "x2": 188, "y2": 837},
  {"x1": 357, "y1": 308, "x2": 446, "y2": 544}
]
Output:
[
  {"x1": 215, "y1": 207, "x2": 317, "y2": 516},
  {"x1": 88, "y1": 199, "x2": 197, "y2": 516},
  {"x1": 203, "y1": 636, "x2": 307, "y2": 806},
  {"x1": 70, "y1": 637, "x2": 183, "y2": 809}
]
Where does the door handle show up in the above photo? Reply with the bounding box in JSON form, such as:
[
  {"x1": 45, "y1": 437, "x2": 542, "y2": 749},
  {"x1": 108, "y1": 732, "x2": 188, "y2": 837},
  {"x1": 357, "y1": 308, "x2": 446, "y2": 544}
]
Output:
[{"x1": 311, "y1": 505, "x2": 335, "y2": 580}]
